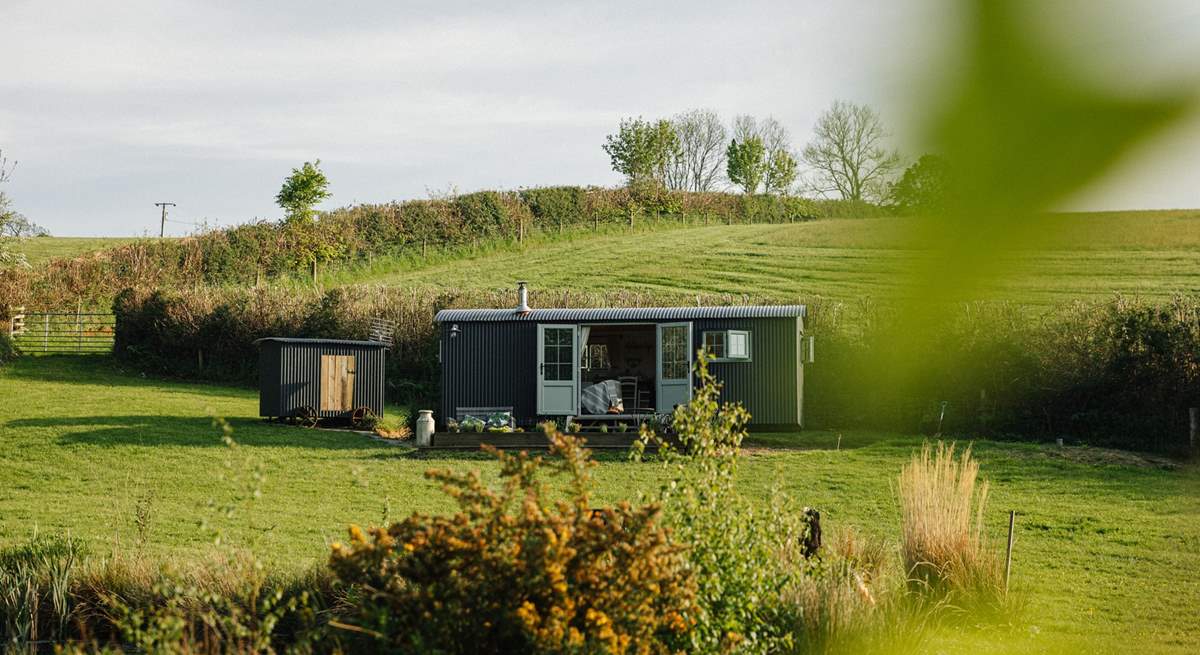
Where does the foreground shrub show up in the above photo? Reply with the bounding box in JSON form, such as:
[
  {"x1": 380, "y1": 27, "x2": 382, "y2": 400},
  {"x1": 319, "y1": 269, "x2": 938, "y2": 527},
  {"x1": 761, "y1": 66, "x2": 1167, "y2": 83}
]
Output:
[
  {"x1": 329, "y1": 429, "x2": 697, "y2": 653},
  {"x1": 897, "y1": 442, "x2": 1006, "y2": 613},
  {"x1": 0, "y1": 535, "x2": 82, "y2": 646},
  {"x1": 636, "y1": 356, "x2": 788, "y2": 652},
  {"x1": 0, "y1": 540, "x2": 330, "y2": 653}
]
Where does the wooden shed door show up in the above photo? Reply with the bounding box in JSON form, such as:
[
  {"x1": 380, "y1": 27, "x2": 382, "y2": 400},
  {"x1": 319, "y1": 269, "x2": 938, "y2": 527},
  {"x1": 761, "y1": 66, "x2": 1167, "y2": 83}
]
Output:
[{"x1": 320, "y1": 355, "x2": 356, "y2": 412}]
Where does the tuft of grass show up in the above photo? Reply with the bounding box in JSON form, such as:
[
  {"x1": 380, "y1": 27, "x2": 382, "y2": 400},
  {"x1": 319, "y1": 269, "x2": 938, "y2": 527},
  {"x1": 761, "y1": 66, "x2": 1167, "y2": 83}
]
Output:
[
  {"x1": 372, "y1": 414, "x2": 412, "y2": 440},
  {"x1": 897, "y1": 442, "x2": 1007, "y2": 613}
]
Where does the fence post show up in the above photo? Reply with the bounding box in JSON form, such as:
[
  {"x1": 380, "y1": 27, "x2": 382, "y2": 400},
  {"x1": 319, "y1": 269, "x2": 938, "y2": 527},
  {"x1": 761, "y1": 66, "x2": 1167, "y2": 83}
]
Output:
[
  {"x1": 76, "y1": 302, "x2": 83, "y2": 354},
  {"x1": 43, "y1": 313, "x2": 49, "y2": 354},
  {"x1": 1004, "y1": 510, "x2": 1016, "y2": 595},
  {"x1": 1190, "y1": 407, "x2": 1198, "y2": 456}
]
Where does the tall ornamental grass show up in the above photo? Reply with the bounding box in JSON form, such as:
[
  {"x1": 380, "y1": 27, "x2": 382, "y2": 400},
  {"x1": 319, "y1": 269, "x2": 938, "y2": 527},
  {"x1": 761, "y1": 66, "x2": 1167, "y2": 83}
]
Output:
[{"x1": 897, "y1": 442, "x2": 1006, "y2": 613}]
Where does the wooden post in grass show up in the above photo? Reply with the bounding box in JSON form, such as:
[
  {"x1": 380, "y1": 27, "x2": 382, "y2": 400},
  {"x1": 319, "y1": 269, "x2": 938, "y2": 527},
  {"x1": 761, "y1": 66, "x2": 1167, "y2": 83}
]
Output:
[
  {"x1": 311, "y1": 258, "x2": 318, "y2": 283},
  {"x1": 1190, "y1": 408, "x2": 1198, "y2": 456},
  {"x1": 1004, "y1": 510, "x2": 1016, "y2": 595},
  {"x1": 802, "y1": 507, "x2": 822, "y2": 558}
]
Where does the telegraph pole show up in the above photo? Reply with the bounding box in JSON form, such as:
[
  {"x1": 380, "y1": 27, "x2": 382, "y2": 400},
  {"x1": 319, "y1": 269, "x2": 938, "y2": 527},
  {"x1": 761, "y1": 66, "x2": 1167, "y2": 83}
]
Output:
[{"x1": 155, "y1": 202, "x2": 176, "y2": 237}]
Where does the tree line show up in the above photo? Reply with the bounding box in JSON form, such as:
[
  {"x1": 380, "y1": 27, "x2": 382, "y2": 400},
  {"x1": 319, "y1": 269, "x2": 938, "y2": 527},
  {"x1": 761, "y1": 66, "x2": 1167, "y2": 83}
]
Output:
[{"x1": 602, "y1": 101, "x2": 946, "y2": 212}]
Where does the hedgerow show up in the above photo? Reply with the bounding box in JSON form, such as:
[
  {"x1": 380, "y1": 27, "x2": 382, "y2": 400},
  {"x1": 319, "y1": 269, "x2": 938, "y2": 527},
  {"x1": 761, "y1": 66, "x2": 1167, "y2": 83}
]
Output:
[
  {"x1": 805, "y1": 295, "x2": 1200, "y2": 454},
  {"x1": 0, "y1": 187, "x2": 847, "y2": 312}
]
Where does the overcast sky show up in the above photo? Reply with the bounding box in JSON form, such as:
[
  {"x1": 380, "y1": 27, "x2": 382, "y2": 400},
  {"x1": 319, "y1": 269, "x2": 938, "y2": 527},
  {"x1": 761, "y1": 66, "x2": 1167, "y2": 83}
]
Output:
[{"x1": 3, "y1": 0, "x2": 1199, "y2": 237}]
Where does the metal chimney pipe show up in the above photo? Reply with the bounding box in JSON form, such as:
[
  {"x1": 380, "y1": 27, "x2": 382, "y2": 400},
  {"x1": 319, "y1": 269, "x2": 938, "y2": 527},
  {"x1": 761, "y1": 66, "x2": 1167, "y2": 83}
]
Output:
[{"x1": 516, "y1": 281, "x2": 530, "y2": 313}]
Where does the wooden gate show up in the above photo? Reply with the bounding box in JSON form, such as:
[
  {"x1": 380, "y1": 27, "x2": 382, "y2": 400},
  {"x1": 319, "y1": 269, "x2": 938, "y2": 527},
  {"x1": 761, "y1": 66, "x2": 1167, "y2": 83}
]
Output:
[
  {"x1": 9, "y1": 309, "x2": 115, "y2": 354},
  {"x1": 320, "y1": 354, "x2": 356, "y2": 412}
]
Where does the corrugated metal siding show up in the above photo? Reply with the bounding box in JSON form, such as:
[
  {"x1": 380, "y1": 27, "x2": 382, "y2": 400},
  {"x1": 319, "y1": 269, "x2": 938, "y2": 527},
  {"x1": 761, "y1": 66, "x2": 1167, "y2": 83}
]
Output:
[
  {"x1": 435, "y1": 305, "x2": 805, "y2": 323},
  {"x1": 694, "y1": 317, "x2": 800, "y2": 426},
  {"x1": 257, "y1": 341, "x2": 387, "y2": 418},
  {"x1": 440, "y1": 321, "x2": 537, "y2": 426},
  {"x1": 259, "y1": 345, "x2": 281, "y2": 416}
]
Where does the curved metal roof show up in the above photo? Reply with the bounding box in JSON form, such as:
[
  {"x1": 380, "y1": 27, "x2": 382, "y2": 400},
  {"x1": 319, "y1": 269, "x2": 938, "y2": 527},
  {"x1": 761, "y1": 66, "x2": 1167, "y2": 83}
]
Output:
[
  {"x1": 253, "y1": 337, "x2": 388, "y2": 348},
  {"x1": 434, "y1": 305, "x2": 805, "y2": 323}
]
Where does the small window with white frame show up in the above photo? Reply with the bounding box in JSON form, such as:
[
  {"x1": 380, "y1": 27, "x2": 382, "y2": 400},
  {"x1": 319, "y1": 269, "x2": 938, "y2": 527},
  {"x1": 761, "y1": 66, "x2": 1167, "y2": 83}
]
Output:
[{"x1": 703, "y1": 329, "x2": 751, "y2": 361}]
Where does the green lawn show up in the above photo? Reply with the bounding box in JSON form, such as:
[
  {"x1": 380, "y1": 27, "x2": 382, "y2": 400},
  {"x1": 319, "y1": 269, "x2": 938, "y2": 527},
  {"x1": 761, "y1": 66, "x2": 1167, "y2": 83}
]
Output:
[
  {"x1": 17, "y1": 236, "x2": 145, "y2": 266},
  {"x1": 321, "y1": 211, "x2": 1200, "y2": 305},
  {"x1": 1, "y1": 356, "x2": 1197, "y2": 652}
]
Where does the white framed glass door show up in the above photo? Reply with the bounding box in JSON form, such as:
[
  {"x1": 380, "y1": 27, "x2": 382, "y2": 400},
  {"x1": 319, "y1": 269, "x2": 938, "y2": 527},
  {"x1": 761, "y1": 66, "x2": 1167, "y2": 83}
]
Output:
[
  {"x1": 537, "y1": 324, "x2": 579, "y2": 415},
  {"x1": 656, "y1": 322, "x2": 693, "y2": 412}
]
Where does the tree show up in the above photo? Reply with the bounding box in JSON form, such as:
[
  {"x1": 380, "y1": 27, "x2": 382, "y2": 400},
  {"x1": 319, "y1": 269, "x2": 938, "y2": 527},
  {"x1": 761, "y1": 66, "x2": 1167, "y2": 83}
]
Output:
[
  {"x1": 733, "y1": 115, "x2": 796, "y2": 195},
  {"x1": 0, "y1": 214, "x2": 47, "y2": 238},
  {"x1": 889, "y1": 154, "x2": 951, "y2": 214},
  {"x1": 663, "y1": 109, "x2": 728, "y2": 192},
  {"x1": 765, "y1": 149, "x2": 798, "y2": 195},
  {"x1": 802, "y1": 101, "x2": 901, "y2": 202},
  {"x1": 602, "y1": 118, "x2": 678, "y2": 188},
  {"x1": 276, "y1": 160, "x2": 331, "y2": 224},
  {"x1": 725, "y1": 137, "x2": 767, "y2": 195},
  {"x1": 0, "y1": 150, "x2": 28, "y2": 269}
]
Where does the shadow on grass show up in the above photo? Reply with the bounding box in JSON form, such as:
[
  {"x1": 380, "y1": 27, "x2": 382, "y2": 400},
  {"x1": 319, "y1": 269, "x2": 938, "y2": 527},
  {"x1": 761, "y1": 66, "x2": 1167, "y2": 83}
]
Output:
[
  {"x1": 744, "y1": 429, "x2": 908, "y2": 450},
  {"x1": 2, "y1": 355, "x2": 254, "y2": 400},
  {"x1": 5, "y1": 415, "x2": 389, "y2": 449}
]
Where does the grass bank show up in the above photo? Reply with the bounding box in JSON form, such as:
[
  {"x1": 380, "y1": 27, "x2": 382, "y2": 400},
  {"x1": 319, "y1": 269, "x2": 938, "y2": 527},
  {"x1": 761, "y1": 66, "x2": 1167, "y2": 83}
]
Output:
[
  {"x1": 329, "y1": 211, "x2": 1200, "y2": 305},
  {"x1": 16, "y1": 236, "x2": 145, "y2": 266}
]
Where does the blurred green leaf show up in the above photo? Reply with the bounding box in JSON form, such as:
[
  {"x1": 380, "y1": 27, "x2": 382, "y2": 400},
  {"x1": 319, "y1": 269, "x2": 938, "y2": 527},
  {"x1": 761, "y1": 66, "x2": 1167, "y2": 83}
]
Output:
[{"x1": 914, "y1": 0, "x2": 1195, "y2": 296}]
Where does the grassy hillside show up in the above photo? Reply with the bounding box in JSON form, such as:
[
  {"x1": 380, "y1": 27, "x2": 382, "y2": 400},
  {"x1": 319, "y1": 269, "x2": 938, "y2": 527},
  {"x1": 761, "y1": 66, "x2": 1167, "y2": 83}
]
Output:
[
  {"x1": 17, "y1": 236, "x2": 145, "y2": 266},
  {"x1": 2, "y1": 356, "x2": 1197, "y2": 652},
  {"x1": 319, "y1": 210, "x2": 1200, "y2": 305}
]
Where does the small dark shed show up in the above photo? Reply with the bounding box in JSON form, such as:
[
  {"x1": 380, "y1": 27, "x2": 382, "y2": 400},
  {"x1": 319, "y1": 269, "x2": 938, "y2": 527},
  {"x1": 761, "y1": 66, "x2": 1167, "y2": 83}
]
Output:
[
  {"x1": 255, "y1": 338, "x2": 387, "y2": 420},
  {"x1": 434, "y1": 294, "x2": 807, "y2": 430}
]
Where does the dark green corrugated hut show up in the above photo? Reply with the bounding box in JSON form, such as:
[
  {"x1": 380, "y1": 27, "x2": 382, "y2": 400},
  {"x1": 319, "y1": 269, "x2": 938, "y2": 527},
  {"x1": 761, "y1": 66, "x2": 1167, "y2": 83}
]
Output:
[{"x1": 434, "y1": 301, "x2": 806, "y2": 429}]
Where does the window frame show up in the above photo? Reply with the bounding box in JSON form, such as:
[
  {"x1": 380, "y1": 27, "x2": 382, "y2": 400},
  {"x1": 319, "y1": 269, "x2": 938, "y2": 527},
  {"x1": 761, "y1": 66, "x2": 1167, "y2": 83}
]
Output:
[{"x1": 702, "y1": 329, "x2": 752, "y2": 362}]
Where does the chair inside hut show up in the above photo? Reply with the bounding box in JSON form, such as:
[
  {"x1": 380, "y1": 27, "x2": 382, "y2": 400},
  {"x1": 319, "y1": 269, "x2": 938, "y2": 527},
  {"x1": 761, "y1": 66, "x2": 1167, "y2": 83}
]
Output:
[{"x1": 579, "y1": 324, "x2": 656, "y2": 415}]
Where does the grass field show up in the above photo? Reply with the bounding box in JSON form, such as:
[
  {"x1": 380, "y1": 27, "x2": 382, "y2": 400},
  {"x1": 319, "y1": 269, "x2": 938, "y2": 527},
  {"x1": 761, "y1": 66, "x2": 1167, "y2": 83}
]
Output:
[
  {"x1": 16, "y1": 236, "x2": 145, "y2": 266},
  {"x1": 2, "y1": 356, "x2": 1197, "y2": 652},
  {"x1": 319, "y1": 211, "x2": 1200, "y2": 305}
]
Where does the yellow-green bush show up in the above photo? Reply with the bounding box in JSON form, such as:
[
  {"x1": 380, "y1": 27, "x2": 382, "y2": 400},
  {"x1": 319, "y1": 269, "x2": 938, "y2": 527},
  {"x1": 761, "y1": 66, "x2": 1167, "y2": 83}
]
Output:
[{"x1": 329, "y1": 429, "x2": 697, "y2": 653}]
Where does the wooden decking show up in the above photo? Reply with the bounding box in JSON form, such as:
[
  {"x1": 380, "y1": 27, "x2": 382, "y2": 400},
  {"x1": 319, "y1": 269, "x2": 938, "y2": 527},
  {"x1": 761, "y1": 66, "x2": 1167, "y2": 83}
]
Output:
[{"x1": 428, "y1": 431, "x2": 642, "y2": 450}]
